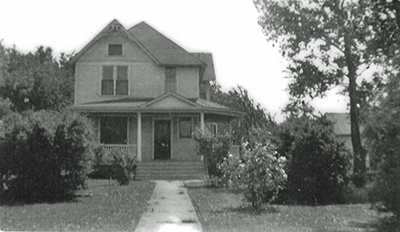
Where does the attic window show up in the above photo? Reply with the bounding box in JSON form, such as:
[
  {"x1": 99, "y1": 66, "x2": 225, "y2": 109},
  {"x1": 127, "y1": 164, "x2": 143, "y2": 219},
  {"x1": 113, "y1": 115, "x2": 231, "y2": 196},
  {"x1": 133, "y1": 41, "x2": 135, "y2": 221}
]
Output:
[{"x1": 108, "y1": 44, "x2": 123, "y2": 56}]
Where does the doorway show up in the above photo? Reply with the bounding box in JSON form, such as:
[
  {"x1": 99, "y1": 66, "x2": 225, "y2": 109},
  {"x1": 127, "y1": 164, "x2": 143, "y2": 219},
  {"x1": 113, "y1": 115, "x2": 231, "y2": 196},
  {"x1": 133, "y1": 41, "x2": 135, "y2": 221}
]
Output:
[{"x1": 154, "y1": 120, "x2": 171, "y2": 160}]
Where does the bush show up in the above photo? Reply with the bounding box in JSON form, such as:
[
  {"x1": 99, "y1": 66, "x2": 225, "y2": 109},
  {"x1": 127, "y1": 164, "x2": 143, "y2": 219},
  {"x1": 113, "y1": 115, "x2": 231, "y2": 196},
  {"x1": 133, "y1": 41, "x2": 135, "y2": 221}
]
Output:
[
  {"x1": 0, "y1": 110, "x2": 95, "y2": 203},
  {"x1": 90, "y1": 147, "x2": 137, "y2": 185},
  {"x1": 193, "y1": 128, "x2": 231, "y2": 182},
  {"x1": 276, "y1": 116, "x2": 352, "y2": 205},
  {"x1": 220, "y1": 143, "x2": 287, "y2": 209},
  {"x1": 364, "y1": 75, "x2": 400, "y2": 221}
]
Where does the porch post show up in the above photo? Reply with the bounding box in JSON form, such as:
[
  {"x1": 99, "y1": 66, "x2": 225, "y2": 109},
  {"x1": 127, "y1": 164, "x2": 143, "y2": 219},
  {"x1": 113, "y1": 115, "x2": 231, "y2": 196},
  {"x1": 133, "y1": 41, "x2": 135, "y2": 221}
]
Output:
[
  {"x1": 137, "y1": 112, "x2": 142, "y2": 161},
  {"x1": 200, "y1": 112, "x2": 205, "y2": 131}
]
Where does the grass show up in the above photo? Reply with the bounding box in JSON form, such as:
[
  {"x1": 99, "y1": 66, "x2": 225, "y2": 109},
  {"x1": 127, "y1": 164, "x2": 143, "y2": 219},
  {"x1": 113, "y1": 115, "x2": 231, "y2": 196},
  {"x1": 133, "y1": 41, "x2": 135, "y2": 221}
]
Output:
[
  {"x1": 187, "y1": 187, "x2": 389, "y2": 232},
  {"x1": 0, "y1": 179, "x2": 155, "y2": 231}
]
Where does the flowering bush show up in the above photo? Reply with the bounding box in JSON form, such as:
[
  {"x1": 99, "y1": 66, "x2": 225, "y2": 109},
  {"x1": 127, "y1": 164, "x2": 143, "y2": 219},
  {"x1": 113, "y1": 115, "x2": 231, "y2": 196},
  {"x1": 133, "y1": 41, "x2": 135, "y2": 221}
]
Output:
[
  {"x1": 220, "y1": 143, "x2": 287, "y2": 209},
  {"x1": 193, "y1": 128, "x2": 231, "y2": 182}
]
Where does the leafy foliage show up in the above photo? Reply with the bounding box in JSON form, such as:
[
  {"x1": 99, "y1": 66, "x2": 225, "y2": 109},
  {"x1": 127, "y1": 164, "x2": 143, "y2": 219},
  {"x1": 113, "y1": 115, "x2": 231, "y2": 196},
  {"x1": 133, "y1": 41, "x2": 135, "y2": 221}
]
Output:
[
  {"x1": 364, "y1": 74, "x2": 400, "y2": 220},
  {"x1": 0, "y1": 43, "x2": 74, "y2": 112},
  {"x1": 276, "y1": 116, "x2": 351, "y2": 205},
  {"x1": 220, "y1": 143, "x2": 287, "y2": 209},
  {"x1": 193, "y1": 128, "x2": 231, "y2": 182},
  {"x1": 0, "y1": 110, "x2": 94, "y2": 203},
  {"x1": 210, "y1": 82, "x2": 275, "y2": 145},
  {"x1": 252, "y1": 0, "x2": 390, "y2": 181},
  {"x1": 91, "y1": 147, "x2": 137, "y2": 185}
]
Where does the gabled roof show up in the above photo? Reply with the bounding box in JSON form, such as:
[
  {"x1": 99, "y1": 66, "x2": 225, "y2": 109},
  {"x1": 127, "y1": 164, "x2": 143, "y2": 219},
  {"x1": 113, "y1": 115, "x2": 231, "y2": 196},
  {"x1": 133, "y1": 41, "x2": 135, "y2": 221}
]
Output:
[
  {"x1": 192, "y1": 53, "x2": 216, "y2": 81},
  {"x1": 325, "y1": 113, "x2": 351, "y2": 135},
  {"x1": 70, "y1": 19, "x2": 207, "y2": 70},
  {"x1": 139, "y1": 92, "x2": 201, "y2": 108},
  {"x1": 70, "y1": 19, "x2": 157, "y2": 64},
  {"x1": 128, "y1": 22, "x2": 205, "y2": 67}
]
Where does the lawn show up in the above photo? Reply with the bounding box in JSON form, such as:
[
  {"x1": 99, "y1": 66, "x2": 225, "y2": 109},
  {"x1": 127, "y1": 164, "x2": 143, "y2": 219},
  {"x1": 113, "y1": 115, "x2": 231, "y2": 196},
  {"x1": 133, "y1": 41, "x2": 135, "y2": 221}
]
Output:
[
  {"x1": 188, "y1": 187, "x2": 386, "y2": 232},
  {"x1": 0, "y1": 179, "x2": 155, "y2": 231}
]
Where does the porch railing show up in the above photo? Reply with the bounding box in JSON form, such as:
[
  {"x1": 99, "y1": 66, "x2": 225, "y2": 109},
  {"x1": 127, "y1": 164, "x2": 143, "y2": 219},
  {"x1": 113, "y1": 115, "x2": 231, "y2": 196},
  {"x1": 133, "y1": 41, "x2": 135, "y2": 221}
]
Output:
[{"x1": 100, "y1": 144, "x2": 137, "y2": 160}]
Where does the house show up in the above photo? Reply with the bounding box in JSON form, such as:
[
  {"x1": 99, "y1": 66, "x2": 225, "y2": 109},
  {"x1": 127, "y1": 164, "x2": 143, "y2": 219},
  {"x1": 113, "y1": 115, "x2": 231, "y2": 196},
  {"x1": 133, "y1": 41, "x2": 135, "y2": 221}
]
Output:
[
  {"x1": 325, "y1": 113, "x2": 370, "y2": 169},
  {"x1": 69, "y1": 19, "x2": 243, "y2": 179}
]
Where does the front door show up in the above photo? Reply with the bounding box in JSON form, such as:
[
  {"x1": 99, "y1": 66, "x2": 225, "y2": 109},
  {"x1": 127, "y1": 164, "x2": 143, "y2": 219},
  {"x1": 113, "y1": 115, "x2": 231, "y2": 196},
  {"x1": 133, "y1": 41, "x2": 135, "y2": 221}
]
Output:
[{"x1": 154, "y1": 120, "x2": 171, "y2": 160}]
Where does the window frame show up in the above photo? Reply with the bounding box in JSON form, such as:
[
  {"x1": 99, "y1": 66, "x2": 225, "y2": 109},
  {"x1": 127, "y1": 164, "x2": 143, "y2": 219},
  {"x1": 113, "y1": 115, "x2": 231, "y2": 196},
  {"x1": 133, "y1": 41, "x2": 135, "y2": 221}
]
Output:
[
  {"x1": 206, "y1": 123, "x2": 218, "y2": 136},
  {"x1": 100, "y1": 65, "x2": 129, "y2": 96},
  {"x1": 99, "y1": 116, "x2": 128, "y2": 145},
  {"x1": 108, "y1": 44, "x2": 123, "y2": 56},
  {"x1": 178, "y1": 117, "x2": 193, "y2": 139}
]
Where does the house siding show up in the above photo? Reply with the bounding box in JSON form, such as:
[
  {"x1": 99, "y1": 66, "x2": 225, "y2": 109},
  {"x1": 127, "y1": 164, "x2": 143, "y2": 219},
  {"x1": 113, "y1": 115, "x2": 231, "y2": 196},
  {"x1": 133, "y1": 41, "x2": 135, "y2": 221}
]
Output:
[
  {"x1": 176, "y1": 67, "x2": 199, "y2": 98},
  {"x1": 78, "y1": 34, "x2": 153, "y2": 63},
  {"x1": 131, "y1": 63, "x2": 164, "y2": 98},
  {"x1": 172, "y1": 115, "x2": 199, "y2": 161}
]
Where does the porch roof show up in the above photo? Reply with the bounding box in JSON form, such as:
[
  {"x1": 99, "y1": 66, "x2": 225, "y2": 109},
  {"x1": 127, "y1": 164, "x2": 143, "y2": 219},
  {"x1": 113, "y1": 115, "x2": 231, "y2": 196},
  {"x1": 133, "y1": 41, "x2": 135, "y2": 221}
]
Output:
[{"x1": 70, "y1": 93, "x2": 245, "y2": 118}]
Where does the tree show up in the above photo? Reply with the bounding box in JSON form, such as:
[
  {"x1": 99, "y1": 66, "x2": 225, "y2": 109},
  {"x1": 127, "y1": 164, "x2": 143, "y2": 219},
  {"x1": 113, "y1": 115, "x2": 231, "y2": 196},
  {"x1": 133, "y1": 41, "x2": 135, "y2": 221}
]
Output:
[
  {"x1": 253, "y1": 0, "x2": 388, "y2": 182},
  {"x1": 210, "y1": 82, "x2": 275, "y2": 145},
  {"x1": 0, "y1": 43, "x2": 74, "y2": 112}
]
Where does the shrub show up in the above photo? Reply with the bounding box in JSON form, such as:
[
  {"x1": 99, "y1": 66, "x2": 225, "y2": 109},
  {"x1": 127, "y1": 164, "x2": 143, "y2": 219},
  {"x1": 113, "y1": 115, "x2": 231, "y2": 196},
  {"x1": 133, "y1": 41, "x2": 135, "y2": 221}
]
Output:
[
  {"x1": 0, "y1": 110, "x2": 94, "y2": 203},
  {"x1": 364, "y1": 75, "x2": 400, "y2": 221},
  {"x1": 220, "y1": 143, "x2": 287, "y2": 209},
  {"x1": 276, "y1": 116, "x2": 352, "y2": 205},
  {"x1": 90, "y1": 147, "x2": 136, "y2": 185},
  {"x1": 193, "y1": 128, "x2": 231, "y2": 182}
]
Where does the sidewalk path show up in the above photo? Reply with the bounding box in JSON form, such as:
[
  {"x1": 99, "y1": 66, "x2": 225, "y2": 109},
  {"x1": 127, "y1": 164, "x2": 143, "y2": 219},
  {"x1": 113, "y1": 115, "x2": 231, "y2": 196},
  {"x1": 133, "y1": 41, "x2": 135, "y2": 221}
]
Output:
[{"x1": 134, "y1": 181, "x2": 203, "y2": 232}]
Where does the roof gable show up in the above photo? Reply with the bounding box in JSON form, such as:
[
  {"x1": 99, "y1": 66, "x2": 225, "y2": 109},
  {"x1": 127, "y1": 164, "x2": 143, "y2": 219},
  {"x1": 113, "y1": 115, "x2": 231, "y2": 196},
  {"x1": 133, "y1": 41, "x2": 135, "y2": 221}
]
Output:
[
  {"x1": 70, "y1": 19, "x2": 158, "y2": 64},
  {"x1": 140, "y1": 92, "x2": 200, "y2": 109},
  {"x1": 128, "y1": 22, "x2": 205, "y2": 67}
]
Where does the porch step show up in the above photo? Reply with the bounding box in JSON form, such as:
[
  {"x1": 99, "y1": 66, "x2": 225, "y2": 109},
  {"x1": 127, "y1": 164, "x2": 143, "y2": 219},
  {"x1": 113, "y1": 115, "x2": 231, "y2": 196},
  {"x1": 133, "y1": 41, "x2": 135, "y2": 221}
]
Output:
[{"x1": 136, "y1": 161, "x2": 207, "y2": 180}]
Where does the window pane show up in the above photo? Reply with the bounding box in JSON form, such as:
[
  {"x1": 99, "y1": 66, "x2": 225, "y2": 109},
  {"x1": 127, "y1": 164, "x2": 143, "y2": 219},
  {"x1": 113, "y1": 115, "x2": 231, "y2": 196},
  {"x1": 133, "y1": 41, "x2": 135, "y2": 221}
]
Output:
[
  {"x1": 101, "y1": 80, "x2": 114, "y2": 95},
  {"x1": 179, "y1": 117, "x2": 192, "y2": 138},
  {"x1": 100, "y1": 117, "x2": 127, "y2": 144},
  {"x1": 116, "y1": 80, "x2": 128, "y2": 95},
  {"x1": 165, "y1": 68, "x2": 177, "y2": 92},
  {"x1": 103, "y1": 66, "x2": 113, "y2": 80},
  {"x1": 117, "y1": 66, "x2": 128, "y2": 80},
  {"x1": 108, "y1": 44, "x2": 123, "y2": 56}
]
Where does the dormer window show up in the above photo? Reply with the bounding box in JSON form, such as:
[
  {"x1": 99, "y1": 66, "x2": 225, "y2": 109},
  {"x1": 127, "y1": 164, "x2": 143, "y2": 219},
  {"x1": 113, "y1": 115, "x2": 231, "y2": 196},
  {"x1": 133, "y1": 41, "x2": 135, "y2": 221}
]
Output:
[{"x1": 108, "y1": 44, "x2": 123, "y2": 56}]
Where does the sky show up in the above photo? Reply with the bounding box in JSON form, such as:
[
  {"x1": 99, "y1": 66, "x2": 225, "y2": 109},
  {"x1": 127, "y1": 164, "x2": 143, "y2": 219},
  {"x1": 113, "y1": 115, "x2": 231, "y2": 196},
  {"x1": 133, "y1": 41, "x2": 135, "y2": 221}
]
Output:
[{"x1": 0, "y1": 0, "x2": 349, "y2": 122}]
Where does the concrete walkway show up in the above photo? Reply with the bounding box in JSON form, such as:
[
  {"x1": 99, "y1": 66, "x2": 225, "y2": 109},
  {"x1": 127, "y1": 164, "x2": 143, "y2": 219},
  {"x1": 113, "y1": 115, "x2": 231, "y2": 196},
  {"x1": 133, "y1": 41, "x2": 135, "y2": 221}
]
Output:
[{"x1": 134, "y1": 181, "x2": 203, "y2": 232}]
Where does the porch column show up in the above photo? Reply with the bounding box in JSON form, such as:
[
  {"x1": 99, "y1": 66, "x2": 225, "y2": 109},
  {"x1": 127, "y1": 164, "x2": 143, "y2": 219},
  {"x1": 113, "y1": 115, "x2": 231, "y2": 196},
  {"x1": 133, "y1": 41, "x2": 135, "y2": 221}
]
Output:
[
  {"x1": 200, "y1": 112, "x2": 205, "y2": 131},
  {"x1": 137, "y1": 112, "x2": 142, "y2": 161}
]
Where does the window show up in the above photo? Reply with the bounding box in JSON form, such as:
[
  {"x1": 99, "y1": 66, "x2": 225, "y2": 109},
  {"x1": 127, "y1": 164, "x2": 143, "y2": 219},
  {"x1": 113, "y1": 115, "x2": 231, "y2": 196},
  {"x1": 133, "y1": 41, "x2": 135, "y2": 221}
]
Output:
[
  {"x1": 100, "y1": 117, "x2": 127, "y2": 144},
  {"x1": 179, "y1": 117, "x2": 192, "y2": 138},
  {"x1": 108, "y1": 44, "x2": 123, "y2": 56},
  {"x1": 101, "y1": 65, "x2": 128, "y2": 95},
  {"x1": 206, "y1": 123, "x2": 218, "y2": 136},
  {"x1": 165, "y1": 67, "x2": 177, "y2": 92}
]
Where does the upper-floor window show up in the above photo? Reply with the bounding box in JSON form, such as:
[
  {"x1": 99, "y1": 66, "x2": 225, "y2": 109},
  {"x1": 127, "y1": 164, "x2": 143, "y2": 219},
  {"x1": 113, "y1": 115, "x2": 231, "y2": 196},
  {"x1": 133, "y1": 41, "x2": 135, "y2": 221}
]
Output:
[
  {"x1": 108, "y1": 44, "x2": 123, "y2": 56},
  {"x1": 101, "y1": 65, "x2": 128, "y2": 95},
  {"x1": 165, "y1": 67, "x2": 177, "y2": 93}
]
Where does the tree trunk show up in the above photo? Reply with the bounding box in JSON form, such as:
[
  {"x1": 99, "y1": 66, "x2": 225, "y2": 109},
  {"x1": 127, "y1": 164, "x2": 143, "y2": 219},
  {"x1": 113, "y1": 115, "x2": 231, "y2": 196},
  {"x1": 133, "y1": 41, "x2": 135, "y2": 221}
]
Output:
[{"x1": 344, "y1": 34, "x2": 367, "y2": 186}]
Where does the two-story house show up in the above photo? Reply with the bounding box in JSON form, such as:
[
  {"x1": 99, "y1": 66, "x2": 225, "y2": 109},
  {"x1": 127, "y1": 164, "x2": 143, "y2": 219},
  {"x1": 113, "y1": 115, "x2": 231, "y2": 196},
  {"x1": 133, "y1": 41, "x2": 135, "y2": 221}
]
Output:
[{"x1": 70, "y1": 19, "x2": 243, "y2": 179}]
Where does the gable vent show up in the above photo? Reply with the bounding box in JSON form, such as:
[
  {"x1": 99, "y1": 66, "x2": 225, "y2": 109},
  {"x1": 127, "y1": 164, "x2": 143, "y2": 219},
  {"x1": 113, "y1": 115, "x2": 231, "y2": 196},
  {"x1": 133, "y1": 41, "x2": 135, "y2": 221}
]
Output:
[{"x1": 108, "y1": 25, "x2": 122, "y2": 32}]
